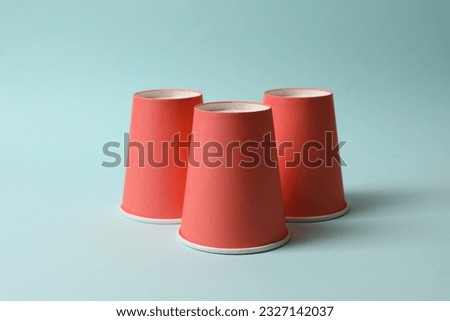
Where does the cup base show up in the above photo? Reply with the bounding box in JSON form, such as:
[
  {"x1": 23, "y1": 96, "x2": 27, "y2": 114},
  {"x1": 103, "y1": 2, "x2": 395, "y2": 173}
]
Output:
[
  {"x1": 286, "y1": 204, "x2": 349, "y2": 223},
  {"x1": 177, "y1": 229, "x2": 291, "y2": 255},
  {"x1": 119, "y1": 205, "x2": 182, "y2": 224}
]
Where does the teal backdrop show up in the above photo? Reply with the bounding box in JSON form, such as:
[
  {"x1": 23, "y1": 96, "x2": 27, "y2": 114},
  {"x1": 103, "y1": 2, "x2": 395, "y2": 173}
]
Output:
[{"x1": 1, "y1": 0, "x2": 449, "y2": 300}]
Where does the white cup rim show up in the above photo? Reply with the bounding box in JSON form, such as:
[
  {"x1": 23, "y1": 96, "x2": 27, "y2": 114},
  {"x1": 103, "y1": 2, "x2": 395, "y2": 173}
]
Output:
[
  {"x1": 196, "y1": 101, "x2": 271, "y2": 113},
  {"x1": 134, "y1": 89, "x2": 202, "y2": 100},
  {"x1": 264, "y1": 87, "x2": 333, "y2": 98}
]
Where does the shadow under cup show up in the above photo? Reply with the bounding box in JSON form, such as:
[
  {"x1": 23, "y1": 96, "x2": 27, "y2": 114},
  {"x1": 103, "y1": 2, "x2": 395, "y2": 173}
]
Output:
[{"x1": 178, "y1": 101, "x2": 291, "y2": 254}]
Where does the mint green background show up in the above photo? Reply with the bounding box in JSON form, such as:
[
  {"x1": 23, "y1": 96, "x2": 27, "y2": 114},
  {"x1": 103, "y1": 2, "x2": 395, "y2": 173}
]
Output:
[{"x1": 1, "y1": 0, "x2": 449, "y2": 300}]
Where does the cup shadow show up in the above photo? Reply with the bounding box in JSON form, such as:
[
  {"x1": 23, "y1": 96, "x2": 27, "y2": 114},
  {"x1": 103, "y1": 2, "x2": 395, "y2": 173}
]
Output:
[{"x1": 285, "y1": 188, "x2": 423, "y2": 247}]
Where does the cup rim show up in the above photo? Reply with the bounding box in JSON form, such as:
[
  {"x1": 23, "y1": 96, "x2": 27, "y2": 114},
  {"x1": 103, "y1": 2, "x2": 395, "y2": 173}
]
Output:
[
  {"x1": 177, "y1": 228, "x2": 291, "y2": 255},
  {"x1": 195, "y1": 101, "x2": 271, "y2": 113},
  {"x1": 264, "y1": 87, "x2": 333, "y2": 99},
  {"x1": 134, "y1": 89, "x2": 203, "y2": 100}
]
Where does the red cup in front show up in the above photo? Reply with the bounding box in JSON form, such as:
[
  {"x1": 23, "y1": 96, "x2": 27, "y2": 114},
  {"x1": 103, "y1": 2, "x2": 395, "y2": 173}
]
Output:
[{"x1": 178, "y1": 101, "x2": 291, "y2": 254}]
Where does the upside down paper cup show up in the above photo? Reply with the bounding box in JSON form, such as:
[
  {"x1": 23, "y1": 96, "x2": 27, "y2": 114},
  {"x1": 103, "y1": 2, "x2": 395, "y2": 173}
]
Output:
[
  {"x1": 178, "y1": 102, "x2": 291, "y2": 254},
  {"x1": 121, "y1": 89, "x2": 203, "y2": 223},
  {"x1": 263, "y1": 88, "x2": 348, "y2": 222}
]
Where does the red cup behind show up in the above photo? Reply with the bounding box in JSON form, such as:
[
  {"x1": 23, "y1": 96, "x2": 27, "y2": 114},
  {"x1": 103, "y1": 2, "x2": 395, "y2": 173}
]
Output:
[
  {"x1": 263, "y1": 88, "x2": 348, "y2": 222},
  {"x1": 121, "y1": 89, "x2": 203, "y2": 223}
]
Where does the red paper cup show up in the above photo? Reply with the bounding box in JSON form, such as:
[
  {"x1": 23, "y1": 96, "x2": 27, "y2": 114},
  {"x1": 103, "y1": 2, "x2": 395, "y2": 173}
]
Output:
[
  {"x1": 263, "y1": 88, "x2": 348, "y2": 222},
  {"x1": 178, "y1": 102, "x2": 291, "y2": 254},
  {"x1": 121, "y1": 89, "x2": 203, "y2": 223}
]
